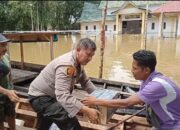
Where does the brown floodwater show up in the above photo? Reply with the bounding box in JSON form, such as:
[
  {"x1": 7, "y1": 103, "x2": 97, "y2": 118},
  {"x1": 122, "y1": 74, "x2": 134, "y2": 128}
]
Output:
[{"x1": 9, "y1": 34, "x2": 180, "y2": 86}]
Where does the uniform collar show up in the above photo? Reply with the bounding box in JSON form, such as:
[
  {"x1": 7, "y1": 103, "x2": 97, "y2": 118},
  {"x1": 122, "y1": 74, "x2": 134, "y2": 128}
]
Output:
[{"x1": 72, "y1": 50, "x2": 81, "y2": 69}]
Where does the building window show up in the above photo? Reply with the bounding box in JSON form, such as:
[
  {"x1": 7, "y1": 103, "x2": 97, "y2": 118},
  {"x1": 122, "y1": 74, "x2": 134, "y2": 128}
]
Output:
[
  {"x1": 151, "y1": 23, "x2": 155, "y2": 30},
  {"x1": 163, "y1": 22, "x2": 166, "y2": 29},
  {"x1": 139, "y1": 21, "x2": 142, "y2": 27},
  {"x1": 94, "y1": 25, "x2": 96, "y2": 30},
  {"x1": 85, "y1": 26, "x2": 88, "y2": 30},
  {"x1": 105, "y1": 25, "x2": 108, "y2": 31},
  {"x1": 122, "y1": 21, "x2": 127, "y2": 28},
  {"x1": 114, "y1": 25, "x2": 116, "y2": 31}
]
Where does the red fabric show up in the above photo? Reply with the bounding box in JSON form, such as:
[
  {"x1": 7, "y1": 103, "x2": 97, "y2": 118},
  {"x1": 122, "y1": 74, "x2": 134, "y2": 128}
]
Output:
[{"x1": 153, "y1": 1, "x2": 180, "y2": 13}]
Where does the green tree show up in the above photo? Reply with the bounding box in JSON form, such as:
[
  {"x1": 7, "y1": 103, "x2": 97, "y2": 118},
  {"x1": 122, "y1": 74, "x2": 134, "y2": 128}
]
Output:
[
  {"x1": 0, "y1": 1, "x2": 85, "y2": 31},
  {"x1": 6, "y1": 1, "x2": 32, "y2": 30},
  {"x1": 0, "y1": 1, "x2": 9, "y2": 32},
  {"x1": 63, "y1": 1, "x2": 84, "y2": 30}
]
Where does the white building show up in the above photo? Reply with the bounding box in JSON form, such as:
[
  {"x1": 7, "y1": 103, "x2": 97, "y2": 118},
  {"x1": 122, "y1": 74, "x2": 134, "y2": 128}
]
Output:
[{"x1": 78, "y1": 1, "x2": 180, "y2": 38}]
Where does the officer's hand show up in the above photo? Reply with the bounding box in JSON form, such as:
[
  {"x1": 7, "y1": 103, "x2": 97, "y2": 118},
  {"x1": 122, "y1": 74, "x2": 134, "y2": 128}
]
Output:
[
  {"x1": 6, "y1": 90, "x2": 20, "y2": 103},
  {"x1": 82, "y1": 96, "x2": 97, "y2": 106},
  {"x1": 88, "y1": 108, "x2": 101, "y2": 124},
  {"x1": 81, "y1": 106, "x2": 101, "y2": 124}
]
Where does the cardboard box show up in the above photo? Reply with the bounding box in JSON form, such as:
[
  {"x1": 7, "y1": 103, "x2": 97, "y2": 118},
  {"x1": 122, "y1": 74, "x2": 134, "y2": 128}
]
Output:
[{"x1": 90, "y1": 89, "x2": 119, "y2": 124}]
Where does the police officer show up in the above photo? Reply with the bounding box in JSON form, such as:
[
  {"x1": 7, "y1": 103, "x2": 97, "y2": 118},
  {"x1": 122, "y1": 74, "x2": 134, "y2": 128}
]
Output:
[
  {"x1": 0, "y1": 34, "x2": 20, "y2": 130},
  {"x1": 28, "y1": 38, "x2": 100, "y2": 130},
  {"x1": 82, "y1": 50, "x2": 180, "y2": 130}
]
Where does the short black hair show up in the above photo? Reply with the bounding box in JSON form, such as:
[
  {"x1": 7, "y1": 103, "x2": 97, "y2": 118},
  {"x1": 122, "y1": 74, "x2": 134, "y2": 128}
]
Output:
[
  {"x1": 133, "y1": 50, "x2": 156, "y2": 72},
  {"x1": 76, "y1": 38, "x2": 96, "y2": 51}
]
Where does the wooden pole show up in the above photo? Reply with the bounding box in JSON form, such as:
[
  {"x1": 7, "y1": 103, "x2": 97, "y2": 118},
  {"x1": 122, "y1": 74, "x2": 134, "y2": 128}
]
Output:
[
  {"x1": 20, "y1": 36, "x2": 24, "y2": 69},
  {"x1": 50, "y1": 34, "x2": 54, "y2": 61},
  {"x1": 144, "y1": 2, "x2": 149, "y2": 50},
  {"x1": 99, "y1": 0, "x2": 108, "y2": 79}
]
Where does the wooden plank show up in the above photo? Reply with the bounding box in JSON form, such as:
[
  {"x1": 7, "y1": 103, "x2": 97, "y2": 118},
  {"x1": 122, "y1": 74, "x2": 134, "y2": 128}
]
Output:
[
  {"x1": 19, "y1": 98, "x2": 29, "y2": 103},
  {"x1": 15, "y1": 98, "x2": 37, "y2": 128},
  {"x1": 4, "y1": 32, "x2": 59, "y2": 42},
  {"x1": 16, "y1": 98, "x2": 37, "y2": 117},
  {"x1": 16, "y1": 109, "x2": 37, "y2": 117},
  {"x1": 11, "y1": 61, "x2": 45, "y2": 72},
  {"x1": 109, "y1": 121, "x2": 124, "y2": 130},
  {"x1": 111, "y1": 114, "x2": 149, "y2": 126},
  {"x1": 4, "y1": 122, "x2": 35, "y2": 130},
  {"x1": 11, "y1": 68, "x2": 38, "y2": 83},
  {"x1": 90, "y1": 77, "x2": 140, "y2": 88},
  {"x1": 79, "y1": 120, "x2": 108, "y2": 130}
]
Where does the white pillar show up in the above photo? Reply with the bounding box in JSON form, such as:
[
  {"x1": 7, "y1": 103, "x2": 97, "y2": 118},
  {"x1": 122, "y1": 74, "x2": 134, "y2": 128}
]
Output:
[
  {"x1": 116, "y1": 14, "x2": 119, "y2": 34},
  {"x1": 116, "y1": 14, "x2": 122, "y2": 34},
  {"x1": 177, "y1": 14, "x2": 180, "y2": 37},
  {"x1": 175, "y1": 15, "x2": 178, "y2": 38},
  {"x1": 141, "y1": 12, "x2": 145, "y2": 35},
  {"x1": 158, "y1": 13, "x2": 164, "y2": 38},
  {"x1": 119, "y1": 15, "x2": 122, "y2": 34}
]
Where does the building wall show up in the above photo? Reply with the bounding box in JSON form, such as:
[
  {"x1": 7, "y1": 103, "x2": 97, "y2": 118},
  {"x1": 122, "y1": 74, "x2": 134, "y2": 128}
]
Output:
[
  {"x1": 80, "y1": 20, "x2": 116, "y2": 35},
  {"x1": 81, "y1": 21, "x2": 100, "y2": 31},
  {"x1": 80, "y1": 15, "x2": 179, "y2": 37},
  {"x1": 163, "y1": 16, "x2": 176, "y2": 37},
  {"x1": 104, "y1": 21, "x2": 116, "y2": 33},
  {"x1": 147, "y1": 17, "x2": 159, "y2": 34},
  {"x1": 147, "y1": 16, "x2": 177, "y2": 37},
  {"x1": 118, "y1": 7, "x2": 143, "y2": 15},
  {"x1": 80, "y1": 2, "x2": 180, "y2": 37}
]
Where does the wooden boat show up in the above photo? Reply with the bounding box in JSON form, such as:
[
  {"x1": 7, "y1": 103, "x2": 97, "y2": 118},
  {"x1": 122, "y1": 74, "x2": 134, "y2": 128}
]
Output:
[
  {"x1": 3, "y1": 31, "x2": 151, "y2": 129},
  {"x1": 10, "y1": 62, "x2": 151, "y2": 130}
]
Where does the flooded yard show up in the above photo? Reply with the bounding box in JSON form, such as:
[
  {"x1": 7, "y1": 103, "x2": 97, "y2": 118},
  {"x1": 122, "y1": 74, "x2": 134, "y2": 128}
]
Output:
[{"x1": 9, "y1": 34, "x2": 180, "y2": 86}]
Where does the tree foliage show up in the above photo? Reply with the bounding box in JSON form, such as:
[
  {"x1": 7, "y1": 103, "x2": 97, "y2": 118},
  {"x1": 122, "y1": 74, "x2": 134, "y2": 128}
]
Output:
[{"x1": 0, "y1": 1, "x2": 84, "y2": 32}]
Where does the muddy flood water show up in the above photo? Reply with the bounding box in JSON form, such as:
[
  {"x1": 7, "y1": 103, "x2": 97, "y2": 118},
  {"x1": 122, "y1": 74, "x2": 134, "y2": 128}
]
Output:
[{"x1": 9, "y1": 34, "x2": 180, "y2": 86}]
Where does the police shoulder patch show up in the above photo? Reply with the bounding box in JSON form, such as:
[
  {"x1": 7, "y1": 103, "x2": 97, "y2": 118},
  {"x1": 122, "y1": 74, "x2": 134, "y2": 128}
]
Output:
[{"x1": 66, "y1": 66, "x2": 75, "y2": 77}]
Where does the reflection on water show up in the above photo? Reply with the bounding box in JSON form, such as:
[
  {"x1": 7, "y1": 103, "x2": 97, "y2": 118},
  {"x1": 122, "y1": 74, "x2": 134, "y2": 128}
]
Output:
[{"x1": 9, "y1": 34, "x2": 180, "y2": 86}]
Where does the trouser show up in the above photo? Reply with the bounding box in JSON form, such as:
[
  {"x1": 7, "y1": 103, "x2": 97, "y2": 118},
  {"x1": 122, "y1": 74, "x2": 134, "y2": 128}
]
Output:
[
  {"x1": 29, "y1": 95, "x2": 82, "y2": 130},
  {"x1": 0, "y1": 95, "x2": 15, "y2": 122}
]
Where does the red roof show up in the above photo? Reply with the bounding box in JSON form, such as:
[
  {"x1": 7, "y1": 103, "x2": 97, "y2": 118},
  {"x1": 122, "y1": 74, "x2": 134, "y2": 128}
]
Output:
[{"x1": 153, "y1": 1, "x2": 180, "y2": 13}]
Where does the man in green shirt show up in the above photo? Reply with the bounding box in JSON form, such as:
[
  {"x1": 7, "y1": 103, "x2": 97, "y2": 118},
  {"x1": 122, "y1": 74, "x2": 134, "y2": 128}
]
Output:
[{"x1": 0, "y1": 34, "x2": 19, "y2": 130}]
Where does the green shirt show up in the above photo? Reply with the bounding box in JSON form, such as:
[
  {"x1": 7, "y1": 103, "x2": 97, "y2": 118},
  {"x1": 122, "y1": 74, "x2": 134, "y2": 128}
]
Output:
[{"x1": 0, "y1": 53, "x2": 12, "y2": 96}]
